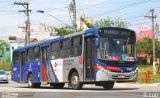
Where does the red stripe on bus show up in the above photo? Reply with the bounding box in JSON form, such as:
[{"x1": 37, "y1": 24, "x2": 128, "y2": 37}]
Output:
[
  {"x1": 42, "y1": 64, "x2": 48, "y2": 82},
  {"x1": 94, "y1": 66, "x2": 100, "y2": 70},
  {"x1": 94, "y1": 66, "x2": 119, "y2": 71},
  {"x1": 79, "y1": 56, "x2": 83, "y2": 64}
]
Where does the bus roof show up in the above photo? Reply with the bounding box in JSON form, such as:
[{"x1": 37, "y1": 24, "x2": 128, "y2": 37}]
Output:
[
  {"x1": 13, "y1": 36, "x2": 64, "y2": 52},
  {"x1": 13, "y1": 27, "x2": 135, "y2": 52}
]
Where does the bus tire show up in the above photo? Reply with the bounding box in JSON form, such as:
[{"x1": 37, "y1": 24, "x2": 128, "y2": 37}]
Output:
[
  {"x1": 52, "y1": 83, "x2": 65, "y2": 89},
  {"x1": 102, "y1": 81, "x2": 114, "y2": 90},
  {"x1": 70, "y1": 71, "x2": 83, "y2": 90},
  {"x1": 28, "y1": 74, "x2": 41, "y2": 88}
]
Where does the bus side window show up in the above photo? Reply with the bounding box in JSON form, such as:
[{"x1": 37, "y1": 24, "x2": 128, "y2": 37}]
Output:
[
  {"x1": 26, "y1": 50, "x2": 29, "y2": 63},
  {"x1": 13, "y1": 52, "x2": 19, "y2": 65},
  {"x1": 33, "y1": 46, "x2": 40, "y2": 61},
  {"x1": 64, "y1": 38, "x2": 71, "y2": 58},
  {"x1": 51, "y1": 42, "x2": 60, "y2": 59},
  {"x1": 26, "y1": 48, "x2": 33, "y2": 63},
  {"x1": 59, "y1": 41, "x2": 65, "y2": 58},
  {"x1": 71, "y1": 36, "x2": 82, "y2": 57}
]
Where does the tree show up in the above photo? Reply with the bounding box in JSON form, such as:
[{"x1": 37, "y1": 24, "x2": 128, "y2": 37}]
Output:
[
  {"x1": 94, "y1": 17, "x2": 129, "y2": 28},
  {"x1": 54, "y1": 27, "x2": 74, "y2": 36},
  {"x1": 136, "y1": 38, "x2": 160, "y2": 64},
  {"x1": 80, "y1": 17, "x2": 94, "y2": 28},
  {"x1": 136, "y1": 38, "x2": 152, "y2": 55},
  {"x1": 55, "y1": 17, "x2": 129, "y2": 35},
  {"x1": 155, "y1": 39, "x2": 160, "y2": 58},
  {"x1": 136, "y1": 38, "x2": 160, "y2": 57}
]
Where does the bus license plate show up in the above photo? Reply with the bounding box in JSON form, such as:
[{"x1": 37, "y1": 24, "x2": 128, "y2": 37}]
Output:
[{"x1": 117, "y1": 74, "x2": 125, "y2": 78}]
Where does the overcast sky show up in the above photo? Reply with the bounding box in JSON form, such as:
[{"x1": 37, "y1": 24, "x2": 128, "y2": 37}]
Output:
[{"x1": 0, "y1": 0, "x2": 160, "y2": 37}]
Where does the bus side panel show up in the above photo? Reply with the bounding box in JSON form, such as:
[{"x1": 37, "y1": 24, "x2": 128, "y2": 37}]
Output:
[
  {"x1": 50, "y1": 59, "x2": 63, "y2": 82},
  {"x1": 63, "y1": 57, "x2": 84, "y2": 82},
  {"x1": 25, "y1": 62, "x2": 41, "y2": 83},
  {"x1": 11, "y1": 64, "x2": 20, "y2": 82},
  {"x1": 32, "y1": 62, "x2": 41, "y2": 82},
  {"x1": 50, "y1": 57, "x2": 83, "y2": 83}
]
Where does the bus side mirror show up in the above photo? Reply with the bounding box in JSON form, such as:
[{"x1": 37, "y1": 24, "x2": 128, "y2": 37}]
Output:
[{"x1": 96, "y1": 38, "x2": 100, "y2": 48}]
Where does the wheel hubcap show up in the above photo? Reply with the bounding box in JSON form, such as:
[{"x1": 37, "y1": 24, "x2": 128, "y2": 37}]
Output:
[
  {"x1": 28, "y1": 77, "x2": 32, "y2": 86},
  {"x1": 72, "y1": 76, "x2": 78, "y2": 85}
]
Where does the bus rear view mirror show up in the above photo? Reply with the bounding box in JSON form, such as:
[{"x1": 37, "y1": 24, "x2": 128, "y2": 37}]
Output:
[{"x1": 96, "y1": 38, "x2": 100, "y2": 48}]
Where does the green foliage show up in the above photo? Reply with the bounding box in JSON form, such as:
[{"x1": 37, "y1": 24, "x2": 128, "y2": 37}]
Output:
[
  {"x1": 54, "y1": 27, "x2": 74, "y2": 36},
  {"x1": 80, "y1": 17, "x2": 128, "y2": 31},
  {"x1": 155, "y1": 40, "x2": 160, "y2": 58},
  {"x1": 136, "y1": 38, "x2": 152, "y2": 54},
  {"x1": 94, "y1": 17, "x2": 128, "y2": 28},
  {"x1": 138, "y1": 65, "x2": 160, "y2": 83},
  {"x1": 0, "y1": 42, "x2": 11, "y2": 71},
  {"x1": 136, "y1": 38, "x2": 160, "y2": 58},
  {"x1": 0, "y1": 62, "x2": 11, "y2": 71},
  {"x1": 80, "y1": 17, "x2": 94, "y2": 28}
]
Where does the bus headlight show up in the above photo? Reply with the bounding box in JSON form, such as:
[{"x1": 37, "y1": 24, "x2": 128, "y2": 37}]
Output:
[
  {"x1": 97, "y1": 64, "x2": 111, "y2": 73},
  {"x1": 133, "y1": 68, "x2": 138, "y2": 73}
]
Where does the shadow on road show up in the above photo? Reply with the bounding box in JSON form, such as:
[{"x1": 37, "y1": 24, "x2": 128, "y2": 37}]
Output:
[{"x1": 16, "y1": 86, "x2": 139, "y2": 91}]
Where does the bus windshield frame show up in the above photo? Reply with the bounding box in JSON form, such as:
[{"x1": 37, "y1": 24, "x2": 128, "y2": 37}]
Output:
[{"x1": 97, "y1": 28, "x2": 136, "y2": 62}]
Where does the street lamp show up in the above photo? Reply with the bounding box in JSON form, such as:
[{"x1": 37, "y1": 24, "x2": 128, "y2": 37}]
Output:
[{"x1": 37, "y1": 10, "x2": 73, "y2": 29}]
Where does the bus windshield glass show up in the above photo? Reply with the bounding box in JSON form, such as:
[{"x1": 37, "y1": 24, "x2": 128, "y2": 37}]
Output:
[{"x1": 97, "y1": 28, "x2": 136, "y2": 62}]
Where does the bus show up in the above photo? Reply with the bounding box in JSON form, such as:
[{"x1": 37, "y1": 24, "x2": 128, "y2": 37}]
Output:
[{"x1": 11, "y1": 27, "x2": 138, "y2": 90}]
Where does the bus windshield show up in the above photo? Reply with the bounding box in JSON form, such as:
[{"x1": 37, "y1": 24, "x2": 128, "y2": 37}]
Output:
[{"x1": 97, "y1": 29, "x2": 136, "y2": 62}]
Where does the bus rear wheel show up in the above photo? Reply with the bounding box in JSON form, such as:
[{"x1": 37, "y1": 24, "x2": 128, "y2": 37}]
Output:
[
  {"x1": 51, "y1": 83, "x2": 65, "y2": 89},
  {"x1": 70, "y1": 71, "x2": 83, "y2": 90},
  {"x1": 28, "y1": 74, "x2": 41, "y2": 88},
  {"x1": 102, "y1": 81, "x2": 114, "y2": 90}
]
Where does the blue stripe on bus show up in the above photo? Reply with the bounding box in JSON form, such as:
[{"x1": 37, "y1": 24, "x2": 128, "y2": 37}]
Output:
[{"x1": 50, "y1": 61, "x2": 59, "y2": 82}]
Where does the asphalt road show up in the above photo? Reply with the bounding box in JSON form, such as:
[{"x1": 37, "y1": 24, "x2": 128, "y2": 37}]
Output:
[{"x1": 0, "y1": 76, "x2": 160, "y2": 98}]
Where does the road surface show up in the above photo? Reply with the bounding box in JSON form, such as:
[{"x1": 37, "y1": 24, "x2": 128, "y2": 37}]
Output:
[{"x1": 0, "y1": 76, "x2": 160, "y2": 98}]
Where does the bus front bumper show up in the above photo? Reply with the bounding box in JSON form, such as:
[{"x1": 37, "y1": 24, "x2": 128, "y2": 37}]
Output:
[{"x1": 96, "y1": 69, "x2": 138, "y2": 82}]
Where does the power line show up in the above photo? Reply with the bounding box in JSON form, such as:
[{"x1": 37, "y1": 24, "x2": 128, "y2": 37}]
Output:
[
  {"x1": 130, "y1": 21, "x2": 150, "y2": 26},
  {"x1": 0, "y1": 13, "x2": 19, "y2": 15},
  {"x1": 92, "y1": 0, "x2": 151, "y2": 18},
  {"x1": 123, "y1": 18, "x2": 146, "y2": 23},
  {"x1": 0, "y1": 0, "x2": 12, "y2": 3},
  {"x1": 14, "y1": 1, "x2": 31, "y2": 46},
  {"x1": 77, "y1": 0, "x2": 135, "y2": 8}
]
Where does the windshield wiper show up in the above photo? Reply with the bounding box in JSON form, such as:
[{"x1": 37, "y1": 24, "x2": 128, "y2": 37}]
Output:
[{"x1": 124, "y1": 37, "x2": 130, "y2": 49}]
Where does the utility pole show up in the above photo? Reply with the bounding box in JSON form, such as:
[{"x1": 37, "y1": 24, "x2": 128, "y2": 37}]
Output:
[
  {"x1": 145, "y1": 9, "x2": 157, "y2": 74},
  {"x1": 69, "y1": 0, "x2": 77, "y2": 31},
  {"x1": 14, "y1": 2, "x2": 31, "y2": 46},
  {"x1": 19, "y1": 26, "x2": 27, "y2": 46}
]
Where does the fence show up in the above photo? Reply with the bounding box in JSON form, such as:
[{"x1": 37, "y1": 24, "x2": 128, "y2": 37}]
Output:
[{"x1": 138, "y1": 70, "x2": 160, "y2": 83}]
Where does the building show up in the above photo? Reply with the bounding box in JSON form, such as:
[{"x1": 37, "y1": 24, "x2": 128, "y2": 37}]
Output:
[
  {"x1": 136, "y1": 26, "x2": 153, "y2": 41},
  {"x1": 16, "y1": 23, "x2": 57, "y2": 42},
  {"x1": 4, "y1": 23, "x2": 58, "y2": 65},
  {"x1": 0, "y1": 41, "x2": 11, "y2": 70},
  {"x1": 76, "y1": 14, "x2": 93, "y2": 30},
  {"x1": 136, "y1": 26, "x2": 153, "y2": 59}
]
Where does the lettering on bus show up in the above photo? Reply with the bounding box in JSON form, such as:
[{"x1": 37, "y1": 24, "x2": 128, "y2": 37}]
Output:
[{"x1": 64, "y1": 59, "x2": 74, "y2": 66}]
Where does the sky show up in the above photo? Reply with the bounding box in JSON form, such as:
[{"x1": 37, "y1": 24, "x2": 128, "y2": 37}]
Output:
[{"x1": 0, "y1": 0, "x2": 160, "y2": 37}]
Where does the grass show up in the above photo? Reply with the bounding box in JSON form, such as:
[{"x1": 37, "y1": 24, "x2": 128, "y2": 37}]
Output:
[
  {"x1": 138, "y1": 65, "x2": 160, "y2": 84},
  {"x1": 0, "y1": 62, "x2": 11, "y2": 71}
]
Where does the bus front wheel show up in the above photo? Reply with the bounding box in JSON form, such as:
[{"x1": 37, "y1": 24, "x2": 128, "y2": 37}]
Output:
[
  {"x1": 102, "y1": 81, "x2": 114, "y2": 90},
  {"x1": 70, "y1": 71, "x2": 83, "y2": 90},
  {"x1": 28, "y1": 74, "x2": 41, "y2": 88}
]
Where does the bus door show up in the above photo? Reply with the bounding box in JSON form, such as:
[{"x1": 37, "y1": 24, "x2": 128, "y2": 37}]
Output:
[
  {"x1": 84, "y1": 36, "x2": 95, "y2": 80},
  {"x1": 12, "y1": 52, "x2": 20, "y2": 82},
  {"x1": 40, "y1": 45, "x2": 50, "y2": 82},
  {"x1": 20, "y1": 51, "x2": 25, "y2": 82}
]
